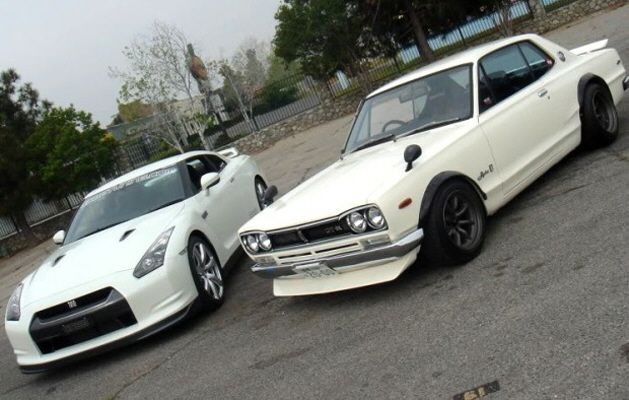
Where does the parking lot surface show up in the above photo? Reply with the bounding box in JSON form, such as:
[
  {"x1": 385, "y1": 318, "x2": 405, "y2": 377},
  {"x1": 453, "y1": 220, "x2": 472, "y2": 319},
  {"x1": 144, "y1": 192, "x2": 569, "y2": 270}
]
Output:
[{"x1": 1, "y1": 6, "x2": 628, "y2": 399}]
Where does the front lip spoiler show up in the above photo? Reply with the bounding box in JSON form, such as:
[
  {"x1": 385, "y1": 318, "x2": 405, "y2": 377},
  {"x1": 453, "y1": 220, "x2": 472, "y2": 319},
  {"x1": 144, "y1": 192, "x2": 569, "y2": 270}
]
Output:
[
  {"x1": 18, "y1": 301, "x2": 195, "y2": 374},
  {"x1": 251, "y1": 228, "x2": 424, "y2": 279}
]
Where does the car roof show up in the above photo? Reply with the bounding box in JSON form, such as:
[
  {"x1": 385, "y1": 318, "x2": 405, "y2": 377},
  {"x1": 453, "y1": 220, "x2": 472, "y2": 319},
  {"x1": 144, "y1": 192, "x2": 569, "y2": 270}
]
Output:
[
  {"x1": 86, "y1": 150, "x2": 212, "y2": 198},
  {"x1": 367, "y1": 34, "x2": 541, "y2": 98}
]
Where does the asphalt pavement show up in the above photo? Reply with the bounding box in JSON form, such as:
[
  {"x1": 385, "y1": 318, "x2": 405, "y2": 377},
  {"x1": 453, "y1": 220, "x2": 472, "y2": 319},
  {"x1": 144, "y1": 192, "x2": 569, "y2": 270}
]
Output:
[{"x1": 0, "y1": 5, "x2": 628, "y2": 399}]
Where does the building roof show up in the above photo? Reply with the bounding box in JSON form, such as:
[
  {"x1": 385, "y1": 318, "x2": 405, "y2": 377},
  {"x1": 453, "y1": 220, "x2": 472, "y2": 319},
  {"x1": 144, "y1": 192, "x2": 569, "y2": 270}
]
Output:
[{"x1": 367, "y1": 34, "x2": 541, "y2": 98}]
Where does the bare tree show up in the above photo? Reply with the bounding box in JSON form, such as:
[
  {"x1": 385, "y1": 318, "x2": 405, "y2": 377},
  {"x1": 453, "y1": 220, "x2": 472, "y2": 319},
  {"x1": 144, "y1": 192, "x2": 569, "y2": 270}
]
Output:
[
  {"x1": 109, "y1": 21, "x2": 210, "y2": 150},
  {"x1": 491, "y1": 1, "x2": 516, "y2": 37}
]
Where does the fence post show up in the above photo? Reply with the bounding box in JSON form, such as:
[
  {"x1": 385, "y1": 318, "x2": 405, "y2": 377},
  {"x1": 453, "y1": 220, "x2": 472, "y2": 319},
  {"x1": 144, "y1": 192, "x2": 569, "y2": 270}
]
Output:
[
  {"x1": 456, "y1": 26, "x2": 468, "y2": 48},
  {"x1": 65, "y1": 196, "x2": 72, "y2": 210}
]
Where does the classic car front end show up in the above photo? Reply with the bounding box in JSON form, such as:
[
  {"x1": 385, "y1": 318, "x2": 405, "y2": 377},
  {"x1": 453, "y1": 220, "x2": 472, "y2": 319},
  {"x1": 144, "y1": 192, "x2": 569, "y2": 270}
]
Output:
[{"x1": 241, "y1": 202, "x2": 424, "y2": 296}]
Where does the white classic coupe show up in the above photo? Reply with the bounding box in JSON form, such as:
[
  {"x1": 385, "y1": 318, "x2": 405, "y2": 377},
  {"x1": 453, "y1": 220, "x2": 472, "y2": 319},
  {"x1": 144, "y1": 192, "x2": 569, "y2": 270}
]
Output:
[
  {"x1": 239, "y1": 34, "x2": 628, "y2": 297},
  {"x1": 5, "y1": 150, "x2": 268, "y2": 372}
]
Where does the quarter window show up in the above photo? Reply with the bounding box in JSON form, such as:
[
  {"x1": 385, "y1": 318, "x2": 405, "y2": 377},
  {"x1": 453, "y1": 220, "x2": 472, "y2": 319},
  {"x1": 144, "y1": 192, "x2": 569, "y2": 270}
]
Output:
[
  {"x1": 520, "y1": 42, "x2": 554, "y2": 79},
  {"x1": 479, "y1": 45, "x2": 534, "y2": 106}
]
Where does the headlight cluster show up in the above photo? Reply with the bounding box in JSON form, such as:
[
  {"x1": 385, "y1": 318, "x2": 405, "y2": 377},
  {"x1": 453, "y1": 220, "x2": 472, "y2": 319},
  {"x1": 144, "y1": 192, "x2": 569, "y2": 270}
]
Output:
[
  {"x1": 6, "y1": 283, "x2": 23, "y2": 322},
  {"x1": 242, "y1": 232, "x2": 272, "y2": 253},
  {"x1": 345, "y1": 206, "x2": 387, "y2": 233},
  {"x1": 133, "y1": 227, "x2": 175, "y2": 278}
]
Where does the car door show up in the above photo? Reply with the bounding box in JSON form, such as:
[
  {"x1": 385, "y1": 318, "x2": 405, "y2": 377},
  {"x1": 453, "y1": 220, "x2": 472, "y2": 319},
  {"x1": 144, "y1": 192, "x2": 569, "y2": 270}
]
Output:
[
  {"x1": 478, "y1": 43, "x2": 555, "y2": 197},
  {"x1": 185, "y1": 156, "x2": 242, "y2": 254}
]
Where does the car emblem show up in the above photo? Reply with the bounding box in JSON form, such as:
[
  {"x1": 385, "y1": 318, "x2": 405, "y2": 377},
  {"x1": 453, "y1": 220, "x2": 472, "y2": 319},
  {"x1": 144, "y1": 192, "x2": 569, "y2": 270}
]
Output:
[{"x1": 67, "y1": 299, "x2": 78, "y2": 309}]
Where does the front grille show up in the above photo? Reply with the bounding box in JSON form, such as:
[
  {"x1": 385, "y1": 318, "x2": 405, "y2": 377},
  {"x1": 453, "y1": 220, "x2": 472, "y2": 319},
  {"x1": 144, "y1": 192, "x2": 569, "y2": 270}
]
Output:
[
  {"x1": 30, "y1": 288, "x2": 137, "y2": 354},
  {"x1": 269, "y1": 219, "x2": 352, "y2": 249}
]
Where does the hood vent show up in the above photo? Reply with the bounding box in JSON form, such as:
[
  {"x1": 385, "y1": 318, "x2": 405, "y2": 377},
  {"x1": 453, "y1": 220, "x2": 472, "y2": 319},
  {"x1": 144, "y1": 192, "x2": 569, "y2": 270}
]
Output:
[{"x1": 119, "y1": 229, "x2": 135, "y2": 242}]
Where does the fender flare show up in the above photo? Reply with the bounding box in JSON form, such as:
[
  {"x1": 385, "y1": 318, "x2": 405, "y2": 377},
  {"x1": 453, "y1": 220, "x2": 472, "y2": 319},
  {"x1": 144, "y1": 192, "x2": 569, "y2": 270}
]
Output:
[
  {"x1": 418, "y1": 171, "x2": 487, "y2": 226},
  {"x1": 577, "y1": 73, "x2": 611, "y2": 110}
]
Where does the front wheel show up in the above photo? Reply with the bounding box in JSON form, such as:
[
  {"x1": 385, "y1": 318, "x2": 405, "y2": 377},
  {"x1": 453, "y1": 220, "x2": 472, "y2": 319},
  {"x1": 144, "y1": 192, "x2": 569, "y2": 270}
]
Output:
[
  {"x1": 580, "y1": 83, "x2": 619, "y2": 149},
  {"x1": 187, "y1": 236, "x2": 224, "y2": 310},
  {"x1": 421, "y1": 180, "x2": 486, "y2": 266}
]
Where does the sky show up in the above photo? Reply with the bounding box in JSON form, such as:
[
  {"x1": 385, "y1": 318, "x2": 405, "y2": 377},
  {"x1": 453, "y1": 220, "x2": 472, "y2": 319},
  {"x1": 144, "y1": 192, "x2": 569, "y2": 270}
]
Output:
[{"x1": 0, "y1": 0, "x2": 281, "y2": 126}]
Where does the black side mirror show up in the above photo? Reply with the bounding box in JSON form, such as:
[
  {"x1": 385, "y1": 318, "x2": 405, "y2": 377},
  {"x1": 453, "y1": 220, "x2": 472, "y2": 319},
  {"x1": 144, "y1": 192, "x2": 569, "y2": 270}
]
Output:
[
  {"x1": 263, "y1": 185, "x2": 278, "y2": 205},
  {"x1": 404, "y1": 145, "x2": 422, "y2": 172}
]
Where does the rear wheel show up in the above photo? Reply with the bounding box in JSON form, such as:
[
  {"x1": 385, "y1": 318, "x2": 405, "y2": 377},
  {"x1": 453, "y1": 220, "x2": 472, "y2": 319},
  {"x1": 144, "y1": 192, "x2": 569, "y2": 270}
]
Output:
[
  {"x1": 187, "y1": 236, "x2": 224, "y2": 310},
  {"x1": 581, "y1": 83, "x2": 618, "y2": 149},
  {"x1": 421, "y1": 180, "x2": 486, "y2": 266}
]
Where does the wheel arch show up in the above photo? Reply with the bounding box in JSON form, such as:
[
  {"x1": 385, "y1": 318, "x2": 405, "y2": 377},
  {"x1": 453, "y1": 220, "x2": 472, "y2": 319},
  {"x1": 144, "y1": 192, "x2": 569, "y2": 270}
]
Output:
[
  {"x1": 577, "y1": 73, "x2": 612, "y2": 110},
  {"x1": 188, "y1": 230, "x2": 221, "y2": 263},
  {"x1": 418, "y1": 171, "x2": 487, "y2": 225}
]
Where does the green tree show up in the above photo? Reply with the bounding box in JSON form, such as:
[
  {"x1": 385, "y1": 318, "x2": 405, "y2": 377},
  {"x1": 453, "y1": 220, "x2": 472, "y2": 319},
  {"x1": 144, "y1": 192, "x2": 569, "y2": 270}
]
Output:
[
  {"x1": 0, "y1": 69, "x2": 48, "y2": 238},
  {"x1": 27, "y1": 106, "x2": 117, "y2": 201}
]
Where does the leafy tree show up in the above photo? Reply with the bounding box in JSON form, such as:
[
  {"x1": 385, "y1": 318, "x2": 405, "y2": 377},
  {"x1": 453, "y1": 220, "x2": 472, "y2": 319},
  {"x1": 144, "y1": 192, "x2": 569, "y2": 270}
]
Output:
[
  {"x1": 27, "y1": 106, "x2": 117, "y2": 201},
  {"x1": 116, "y1": 100, "x2": 154, "y2": 123},
  {"x1": 0, "y1": 69, "x2": 49, "y2": 237},
  {"x1": 273, "y1": 0, "x2": 368, "y2": 81},
  {"x1": 266, "y1": 55, "x2": 301, "y2": 83}
]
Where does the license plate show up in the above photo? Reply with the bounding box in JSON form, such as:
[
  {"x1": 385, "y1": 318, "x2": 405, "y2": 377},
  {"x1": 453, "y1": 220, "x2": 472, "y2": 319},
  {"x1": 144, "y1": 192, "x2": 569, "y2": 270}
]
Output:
[
  {"x1": 62, "y1": 317, "x2": 91, "y2": 334},
  {"x1": 293, "y1": 263, "x2": 338, "y2": 278}
]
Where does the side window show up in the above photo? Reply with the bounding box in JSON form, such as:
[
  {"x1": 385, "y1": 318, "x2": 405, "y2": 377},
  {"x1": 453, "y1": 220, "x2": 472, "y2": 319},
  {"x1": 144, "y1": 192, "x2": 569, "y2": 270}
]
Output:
[
  {"x1": 479, "y1": 44, "x2": 535, "y2": 106},
  {"x1": 204, "y1": 155, "x2": 227, "y2": 173},
  {"x1": 478, "y1": 67, "x2": 495, "y2": 113},
  {"x1": 519, "y1": 42, "x2": 554, "y2": 80},
  {"x1": 186, "y1": 158, "x2": 211, "y2": 192}
]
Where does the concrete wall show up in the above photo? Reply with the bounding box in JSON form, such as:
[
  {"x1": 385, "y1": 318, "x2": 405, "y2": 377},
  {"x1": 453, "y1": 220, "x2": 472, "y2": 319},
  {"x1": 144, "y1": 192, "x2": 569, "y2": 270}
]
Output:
[{"x1": 0, "y1": 212, "x2": 73, "y2": 257}]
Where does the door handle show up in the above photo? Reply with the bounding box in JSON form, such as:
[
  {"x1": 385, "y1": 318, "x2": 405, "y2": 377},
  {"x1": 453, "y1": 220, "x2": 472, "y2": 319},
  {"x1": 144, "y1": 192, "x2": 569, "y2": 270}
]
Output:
[{"x1": 538, "y1": 89, "x2": 548, "y2": 98}]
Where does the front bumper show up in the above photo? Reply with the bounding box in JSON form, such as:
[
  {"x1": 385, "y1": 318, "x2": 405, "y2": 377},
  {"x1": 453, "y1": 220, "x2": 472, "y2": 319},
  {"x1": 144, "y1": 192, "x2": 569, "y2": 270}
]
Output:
[{"x1": 251, "y1": 228, "x2": 424, "y2": 279}]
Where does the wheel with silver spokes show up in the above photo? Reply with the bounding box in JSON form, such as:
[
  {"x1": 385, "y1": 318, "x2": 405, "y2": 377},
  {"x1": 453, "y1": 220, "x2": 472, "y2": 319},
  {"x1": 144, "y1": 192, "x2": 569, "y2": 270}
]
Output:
[
  {"x1": 187, "y1": 236, "x2": 224, "y2": 309},
  {"x1": 421, "y1": 179, "x2": 486, "y2": 266},
  {"x1": 255, "y1": 178, "x2": 268, "y2": 210}
]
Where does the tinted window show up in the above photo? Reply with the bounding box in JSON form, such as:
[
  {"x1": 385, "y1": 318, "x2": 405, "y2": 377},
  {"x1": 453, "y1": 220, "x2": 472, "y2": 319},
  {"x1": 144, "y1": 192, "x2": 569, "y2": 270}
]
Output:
[
  {"x1": 520, "y1": 42, "x2": 553, "y2": 79},
  {"x1": 478, "y1": 68, "x2": 495, "y2": 113},
  {"x1": 205, "y1": 154, "x2": 227, "y2": 172},
  {"x1": 186, "y1": 158, "x2": 211, "y2": 191},
  {"x1": 65, "y1": 167, "x2": 185, "y2": 243},
  {"x1": 479, "y1": 45, "x2": 535, "y2": 106}
]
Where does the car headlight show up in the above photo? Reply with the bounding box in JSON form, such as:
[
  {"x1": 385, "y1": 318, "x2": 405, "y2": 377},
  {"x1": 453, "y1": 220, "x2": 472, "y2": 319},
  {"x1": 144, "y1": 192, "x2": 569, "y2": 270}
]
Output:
[
  {"x1": 244, "y1": 234, "x2": 260, "y2": 253},
  {"x1": 347, "y1": 211, "x2": 367, "y2": 233},
  {"x1": 366, "y1": 207, "x2": 386, "y2": 229},
  {"x1": 258, "y1": 232, "x2": 272, "y2": 251},
  {"x1": 133, "y1": 227, "x2": 175, "y2": 278},
  {"x1": 6, "y1": 283, "x2": 23, "y2": 321}
]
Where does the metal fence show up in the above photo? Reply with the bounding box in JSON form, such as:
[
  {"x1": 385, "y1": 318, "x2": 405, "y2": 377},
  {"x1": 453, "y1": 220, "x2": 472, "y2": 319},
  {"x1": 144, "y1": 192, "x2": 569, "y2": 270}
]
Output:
[
  {"x1": 0, "y1": 192, "x2": 85, "y2": 240},
  {"x1": 542, "y1": 0, "x2": 579, "y2": 12}
]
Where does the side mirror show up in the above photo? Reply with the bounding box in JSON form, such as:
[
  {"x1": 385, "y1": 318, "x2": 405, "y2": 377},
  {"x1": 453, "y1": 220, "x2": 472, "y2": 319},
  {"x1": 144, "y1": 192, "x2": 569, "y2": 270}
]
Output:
[
  {"x1": 404, "y1": 145, "x2": 422, "y2": 172},
  {"x1": 263, "y1": 185, "x2": 278, "y2": 205},
  {"x1": 53, "y1": 230, "x2": 66, "y2": 245},
  {"x1": 200, "y1": 172, "x2": 220, "y2": 191}
]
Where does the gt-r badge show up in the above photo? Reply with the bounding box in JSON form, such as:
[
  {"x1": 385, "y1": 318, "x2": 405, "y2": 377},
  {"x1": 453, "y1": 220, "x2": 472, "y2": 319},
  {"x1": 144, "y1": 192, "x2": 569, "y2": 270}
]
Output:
[
  {"x1": 477, "y1": 164, "x2": 494, "y2": 181},
  {"x1": 67, "y1": 299, "x2": 78, "y2": 309}
]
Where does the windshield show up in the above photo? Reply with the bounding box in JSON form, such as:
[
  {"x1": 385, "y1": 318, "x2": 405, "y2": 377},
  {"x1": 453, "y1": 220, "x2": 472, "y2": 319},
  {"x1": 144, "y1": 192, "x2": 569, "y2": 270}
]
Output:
[
  {"x1": 344, "y1": 65, "x2": 472, "y2": 153},
  {"x1": 64, "y1": 166, "x2": 185, "y2": 243}
]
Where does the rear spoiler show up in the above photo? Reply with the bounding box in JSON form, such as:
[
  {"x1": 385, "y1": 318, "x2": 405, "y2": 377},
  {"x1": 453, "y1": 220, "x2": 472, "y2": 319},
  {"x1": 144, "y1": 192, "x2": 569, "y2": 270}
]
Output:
[
  {"x1": 218, "y1": 147, "x2": 240, "y2": 158},
  {"x1": 570, "y1": 39, "x2": 608, "y2": 55}
]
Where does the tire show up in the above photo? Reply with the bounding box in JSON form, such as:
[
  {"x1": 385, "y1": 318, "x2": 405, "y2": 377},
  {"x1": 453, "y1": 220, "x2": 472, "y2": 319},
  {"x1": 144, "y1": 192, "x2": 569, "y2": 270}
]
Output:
[
  {"x1": 421, "y1": 179, "x2": 486, "y2": 266},
  {"x1": 580, "y1": 83, "x2": 619, "y2": 149},
  {"x1": 187, "y1": 236, "x2": 225, "y2": 310},
  {"x1": 254, "y1": 177, "x2": 268, "y2": 210}
]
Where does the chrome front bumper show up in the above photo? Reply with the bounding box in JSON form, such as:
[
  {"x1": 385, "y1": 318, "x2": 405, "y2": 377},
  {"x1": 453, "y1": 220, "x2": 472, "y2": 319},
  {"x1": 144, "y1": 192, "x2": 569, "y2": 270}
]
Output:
[{"x1": 250, "y1": 228, "x2": 424, "y2": 279}]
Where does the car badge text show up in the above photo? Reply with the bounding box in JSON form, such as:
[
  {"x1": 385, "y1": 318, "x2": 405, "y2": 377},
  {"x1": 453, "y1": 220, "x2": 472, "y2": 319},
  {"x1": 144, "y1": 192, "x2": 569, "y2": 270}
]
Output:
[{"x1": 67, "y1": 299, "x2": 78, "y2": 309}]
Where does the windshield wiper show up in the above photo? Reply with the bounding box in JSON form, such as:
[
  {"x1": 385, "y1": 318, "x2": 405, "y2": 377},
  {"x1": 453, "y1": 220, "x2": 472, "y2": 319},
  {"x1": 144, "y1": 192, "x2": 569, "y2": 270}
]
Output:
[
  {"x1": 398, "y1": 117, "x2": 463, "y2": 139},
  {"x1": 147, "y1": 199, "x2": 183, "y2": 213},
  {"x1": 351, "y1": 133, "x2": 395, "y2": 153}
]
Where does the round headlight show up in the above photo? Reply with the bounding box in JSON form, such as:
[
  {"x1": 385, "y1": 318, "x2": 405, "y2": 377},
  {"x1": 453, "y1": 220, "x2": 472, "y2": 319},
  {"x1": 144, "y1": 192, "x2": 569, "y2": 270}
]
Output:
[
  {"x1": 366, "y1": 207, "x2": 386, "y2": 229},
  {"x1": 258, "y1": 232, "x2": 272, "y2": 251},
  {"x1": 245, "y1": 234, "x2": 260, "y2": 253},
  {"x1": 347, "y1": 211, "x2": 367, "y2": 233}
]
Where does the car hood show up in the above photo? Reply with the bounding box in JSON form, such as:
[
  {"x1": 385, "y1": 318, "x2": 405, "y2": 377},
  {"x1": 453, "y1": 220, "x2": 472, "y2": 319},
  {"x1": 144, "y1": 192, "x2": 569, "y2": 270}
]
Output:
[
  {"x1": 22, "y1": 202, "x2": 186, "y2": 306},
  {"x1": 241, "y1": 121, "x2": 470, "y2": 232}
]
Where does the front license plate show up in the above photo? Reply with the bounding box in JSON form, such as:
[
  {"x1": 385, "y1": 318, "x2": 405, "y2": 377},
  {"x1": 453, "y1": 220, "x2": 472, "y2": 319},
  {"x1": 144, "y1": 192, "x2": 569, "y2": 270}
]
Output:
[
  {"x1": 293, "y1": 263, "x2": 338, "y2": 278},
  {"x1": 62, "y1": 317, "x2": 91, "y2": 334}
]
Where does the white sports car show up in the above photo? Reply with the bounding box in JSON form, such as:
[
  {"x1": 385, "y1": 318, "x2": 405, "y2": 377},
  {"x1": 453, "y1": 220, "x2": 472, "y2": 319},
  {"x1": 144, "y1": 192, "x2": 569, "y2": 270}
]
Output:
[
  {"x1": 239, "y1": 34, "x2": 628, "y2": 297},
  {"x1": 5, "y1": 149, "x2": 268, "y2": 372}
]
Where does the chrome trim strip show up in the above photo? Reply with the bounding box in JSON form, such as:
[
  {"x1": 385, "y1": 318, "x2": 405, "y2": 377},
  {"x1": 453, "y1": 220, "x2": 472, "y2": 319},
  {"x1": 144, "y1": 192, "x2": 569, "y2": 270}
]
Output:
[{"x1": 250, "y1": 228, "x2": 423, "y2": 279}]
